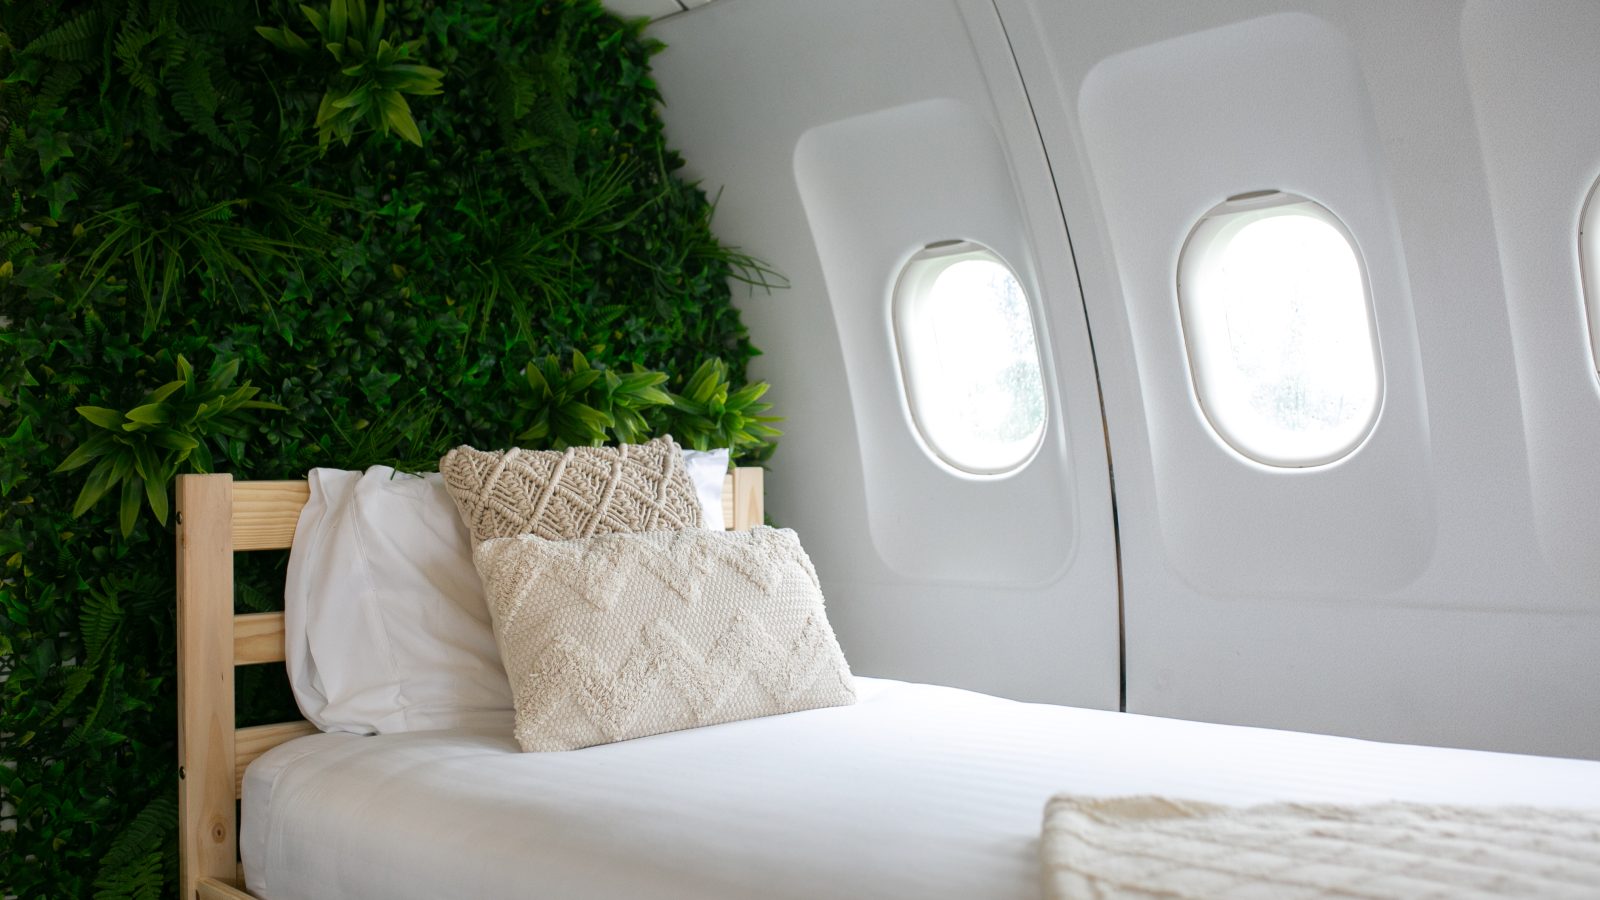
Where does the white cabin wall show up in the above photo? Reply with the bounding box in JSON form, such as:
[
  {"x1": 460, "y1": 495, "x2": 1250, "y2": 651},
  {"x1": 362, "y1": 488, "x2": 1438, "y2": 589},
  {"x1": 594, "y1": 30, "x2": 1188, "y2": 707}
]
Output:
[
  {"x1": 1002, "y1": 0, "x2": 1600, "y2": 758},
  {"x1": 647, "y1": 0, "x2": 1600, "y2": 758},
  {"x1": 647, "y1": 0, "x2": 1122, "y2": 709}
]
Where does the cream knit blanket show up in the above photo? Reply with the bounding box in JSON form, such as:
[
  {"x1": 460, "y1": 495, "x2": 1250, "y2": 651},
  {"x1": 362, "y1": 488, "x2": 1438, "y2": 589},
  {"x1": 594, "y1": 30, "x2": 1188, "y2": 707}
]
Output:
[{"x1": 1041, "y1": 795, "x2": 1600, "y2": 899}]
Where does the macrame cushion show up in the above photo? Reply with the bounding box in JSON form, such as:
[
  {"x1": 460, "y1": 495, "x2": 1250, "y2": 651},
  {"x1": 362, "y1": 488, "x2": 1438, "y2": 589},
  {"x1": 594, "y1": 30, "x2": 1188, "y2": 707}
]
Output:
[
  {"x1": 474, "y1": 527, "x2": 857, "y2": 751},
  {"x1": 439, "y1": 436, "x2": 703, "y2": 544}
]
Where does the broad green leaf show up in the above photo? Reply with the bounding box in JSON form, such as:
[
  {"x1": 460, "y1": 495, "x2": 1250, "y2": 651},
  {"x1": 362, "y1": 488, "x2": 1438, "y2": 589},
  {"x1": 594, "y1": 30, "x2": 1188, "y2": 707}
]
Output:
[
  {"x1": 122, "y1": 404, "x2": 169, "y2": 426},
  {"x1": 525, "y1": 361, "x2": 550, "y2": 397},
  {"x1": 564, "y1": 403, "x2": 611, "y2": 429},
  {"x1": 147, "y1": 380, "x2": 184, "y2": 403},
  {"x1": 146, "y1": 472, "x2": 169, "y2": 525},
  {"x1": 72, "y1": 457, "x2": 118, "y2": 517},
  {"x1": 76, "y1": 407, "x2": 126, "y2": 430},
  {"x1": 118, "y1": 476, "x2": 141, "y2": 537},
  {"x1": 380, "y1": 92, "x2": 422, "y2": 145},
  {"x1": 210, "y1": 358, "x2": 241, "y2": 390},
  {"x1": 256, "y1": 25, "x2": 312, "y2": 54},
  {"x1": 727, "y1": 382, "x2": 770, "y2": 407},
  {"x1": 300, "y1": 4, "x2": 328, "y2": 37},
  {"x1": 53, "y1": 434, "x2": 114, "y2": 473},
  {"x1": 147, "y1": 430, "x2": 199, "y2": 453}
]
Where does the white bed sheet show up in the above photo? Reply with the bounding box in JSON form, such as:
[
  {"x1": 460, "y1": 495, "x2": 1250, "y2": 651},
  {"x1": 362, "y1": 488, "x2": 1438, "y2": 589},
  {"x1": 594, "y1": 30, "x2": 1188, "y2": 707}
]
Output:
[{"x1": 242, "y1": 677, "x2": 1600, "y2": 900}]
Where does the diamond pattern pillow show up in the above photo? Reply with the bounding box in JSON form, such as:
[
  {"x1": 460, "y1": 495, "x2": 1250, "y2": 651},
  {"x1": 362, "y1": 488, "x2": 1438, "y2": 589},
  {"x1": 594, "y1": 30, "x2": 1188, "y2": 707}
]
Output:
[
  {"x1": 439, "y1": 436, "x2": 702, "y2": 544},
  {"x1": 474, "y1": 527, "x2": 856, "y2": 751}
]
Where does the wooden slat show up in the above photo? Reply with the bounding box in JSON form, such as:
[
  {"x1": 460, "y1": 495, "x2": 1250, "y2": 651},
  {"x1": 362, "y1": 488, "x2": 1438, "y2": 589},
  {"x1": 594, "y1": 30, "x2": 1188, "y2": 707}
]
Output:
[
  {"x1": 235, "y1": 721, "x2": 319, "y2": 798},
  {"x1": 231, "y1": 481, "x2": 309, "y2": 551},
  {"x1": 177, "y1": 474, "x2": 238, "y2": 900},
  {"x1": 197, "y1": 876, "x2": 257, "y2": 900},
  {"x1": 721, "y1": 472, "x2": 735, "y2": 528},
  {"x1": 730, "y1": 466, "x2": 765, "y2": 530},
  {"x1": 233, "y1": 612, "x2": 285, "y2": 666}
]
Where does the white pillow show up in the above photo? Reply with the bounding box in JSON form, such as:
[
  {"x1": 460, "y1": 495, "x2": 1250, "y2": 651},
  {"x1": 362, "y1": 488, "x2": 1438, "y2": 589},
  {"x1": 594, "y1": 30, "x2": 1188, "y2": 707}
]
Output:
[
  {"x1": 681, "y1": 447, "x2": 730, "y2": 530},
  {"x1": 284, "y1": 467, "x2": 513, "y2": 734},
  {"x1": 283, "y1": 451, "x2": 732, "y2": 735}
]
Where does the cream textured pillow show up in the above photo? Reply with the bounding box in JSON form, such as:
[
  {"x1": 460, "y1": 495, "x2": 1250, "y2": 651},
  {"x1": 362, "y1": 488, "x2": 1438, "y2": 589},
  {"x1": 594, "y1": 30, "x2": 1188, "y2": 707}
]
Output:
[
  {"x1": 474, "y1": 527, "x2": 856, "y2": 751},
  {"x1": 440, "y1": 436, "x2": 702, "y2": 543}
]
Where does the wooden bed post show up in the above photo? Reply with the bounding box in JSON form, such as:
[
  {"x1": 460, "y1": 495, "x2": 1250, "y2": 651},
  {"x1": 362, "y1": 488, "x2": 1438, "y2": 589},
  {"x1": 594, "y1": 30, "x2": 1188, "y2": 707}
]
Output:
[
  {"x1": 173, "y1": 467, "x2": 762, "y2": 900},
  {"x1": 177, "y1": 474, "x2": 239, "y2": 899}
]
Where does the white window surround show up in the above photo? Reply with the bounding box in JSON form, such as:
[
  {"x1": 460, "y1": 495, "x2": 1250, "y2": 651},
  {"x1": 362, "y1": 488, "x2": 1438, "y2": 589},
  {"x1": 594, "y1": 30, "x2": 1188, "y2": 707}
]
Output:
[
  {"x1": 1177, "y1": 191, "x2": 1384, "y2": 468},
  {"x1": 1583, "y1": 177, "x2": 1600, "y2": 377},
  {"x1": 891, "y1": 241, "x2": 1048, "y2": 475}
]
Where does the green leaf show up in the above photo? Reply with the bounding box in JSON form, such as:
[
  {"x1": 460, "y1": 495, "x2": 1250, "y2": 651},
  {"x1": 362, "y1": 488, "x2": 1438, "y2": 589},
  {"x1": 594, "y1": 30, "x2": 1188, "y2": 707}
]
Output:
[
  {"x1": 76, "y1": 407, "x2": 126, "y2": 430},
  {"x1": 145, "y1": 473, "x2": 169, "y2": 525},
  {"x1": 525, "y1": 361, "x2": 549, "y2": 397},
  {"x1": 31, "y1": 130, "x2": 74, "y2": 174},
  {"x1": 380, "y1": 92, "x2": 422, "y2": 145},
  {"x1": 54, "y1": 434, "x2": 114, "y2": 473},
  {"x1": 256, "y1": 25, "x2": 312, "y2": 54},
  {"x1": 73, "y1": 456, "x2": 119, "y2": 517},
  {"x1": 119, "y1": 476, "x2": 141, "y2": 537},
  {"x1": 122, "y1": 404, "x2": 170, "y2": 426}
]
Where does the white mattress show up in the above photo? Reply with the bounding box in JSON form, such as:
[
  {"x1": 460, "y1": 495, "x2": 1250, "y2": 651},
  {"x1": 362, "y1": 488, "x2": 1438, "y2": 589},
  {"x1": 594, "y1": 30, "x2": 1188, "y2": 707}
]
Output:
[{"x1": 242, "y1": 678, "x2": 1600, "y2": 900}]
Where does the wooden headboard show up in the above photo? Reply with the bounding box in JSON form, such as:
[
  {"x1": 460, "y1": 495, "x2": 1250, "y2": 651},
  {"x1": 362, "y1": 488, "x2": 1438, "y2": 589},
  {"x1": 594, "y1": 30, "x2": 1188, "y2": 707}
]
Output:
[{"x1": 174, "y1": 468, "x2": 766, "y2": 900}]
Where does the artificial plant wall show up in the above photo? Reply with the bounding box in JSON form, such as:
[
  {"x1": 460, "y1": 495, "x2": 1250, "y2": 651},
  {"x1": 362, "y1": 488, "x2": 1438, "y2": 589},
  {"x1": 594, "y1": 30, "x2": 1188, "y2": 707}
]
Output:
[{"x1": 0, "y1": 1, "x2": 781, "y2": 895}]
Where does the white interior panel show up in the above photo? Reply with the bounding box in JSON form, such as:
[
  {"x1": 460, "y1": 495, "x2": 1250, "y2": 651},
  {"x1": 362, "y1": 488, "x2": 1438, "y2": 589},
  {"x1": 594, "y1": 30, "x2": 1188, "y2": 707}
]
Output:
[
  {"x1": 1460, "y1": 1, "x2": 1600, "y2": 595},
  {"x1": 1000, "y1": 0, "x2": 1600, "y2": 758},
  {"x1": 793, "y1": 99, "x2": 1076, "y2": 585},
  {"x1": 649, "y1": 0, "x2": 1120, "y2": 707},
  {"x1": 1077, "y1": 12, "x2": 1435, "y2": 597}
]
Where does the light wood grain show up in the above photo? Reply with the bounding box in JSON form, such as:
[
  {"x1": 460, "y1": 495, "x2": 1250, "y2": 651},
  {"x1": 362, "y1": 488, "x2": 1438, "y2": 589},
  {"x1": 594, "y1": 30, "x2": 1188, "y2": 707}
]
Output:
[
  {"x1": 235, "y1": 720, "x2": 319, "y2": 798},
  {"x1": 177, "y1": 475, "x2": 238, "y2": 900},
  {"x1": 233, "y1": 612, "x2": 285, "y2": 665},
  {"x1": 181, "y1": 466, "x2": 766, "y2": 899},
  {"x1": 196, "y1": 876, "x2": 257, "y2": 900},
  {"x1": 730, "y1": 466, "x2": 765, "y2": 530},
  {"x1": 231, "y1": 480, "x2": 309, "y2": 551}
]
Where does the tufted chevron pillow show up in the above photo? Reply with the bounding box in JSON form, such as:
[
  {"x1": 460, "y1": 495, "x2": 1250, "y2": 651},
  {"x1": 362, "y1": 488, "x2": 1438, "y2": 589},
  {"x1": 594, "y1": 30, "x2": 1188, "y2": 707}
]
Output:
[
  {"x1": 440, "y1": 436, "x2": 702, "y2": 544},
  {"x1": 474, "y1": 527, "x2": 856, "y2": 751}
]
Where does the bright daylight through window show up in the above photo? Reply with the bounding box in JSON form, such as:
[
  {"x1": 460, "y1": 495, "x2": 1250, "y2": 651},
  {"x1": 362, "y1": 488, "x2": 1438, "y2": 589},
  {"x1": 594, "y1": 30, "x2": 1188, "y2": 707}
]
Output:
[
  {"x1": 893, "y1": 243, "x2": 1047, "y2": 474},
  {"x1": 1177, "y1": 192, "x2": 1382, "y2": 467}
]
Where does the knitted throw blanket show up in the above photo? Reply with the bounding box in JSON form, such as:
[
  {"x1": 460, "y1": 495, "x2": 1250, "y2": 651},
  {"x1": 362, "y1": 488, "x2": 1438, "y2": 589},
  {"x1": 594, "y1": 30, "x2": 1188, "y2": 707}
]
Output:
[{"x1": 1041, "y1": 795, "x2": 1600, "y2": 899}]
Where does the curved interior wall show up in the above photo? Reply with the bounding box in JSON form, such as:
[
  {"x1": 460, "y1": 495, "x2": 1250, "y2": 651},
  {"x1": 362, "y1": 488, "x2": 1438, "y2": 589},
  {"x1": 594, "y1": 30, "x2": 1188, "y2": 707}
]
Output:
[
  {"x1": 649, "y1": 0, "x2": 1121, "y2": 708},
  {"x1": 650, "y1": 0, "x2": 1600, "y2": 758}
]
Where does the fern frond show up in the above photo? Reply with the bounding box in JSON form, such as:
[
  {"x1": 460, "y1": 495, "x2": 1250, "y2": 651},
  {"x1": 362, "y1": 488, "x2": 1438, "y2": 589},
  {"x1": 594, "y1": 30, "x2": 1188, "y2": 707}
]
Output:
[
  {"x1": 93, "y1": 850, "x2": 165, "y2": 900},
  {"x1": 36, "y1": 665, "x2": 95, "y2": 729},
  {"x1": 114, "y1": 28, "x2": 163, "y2": 97},
  {"x1": 64, "y1": 663, "x2": 115, "y2": 748},
  {"x1": 22, "y1": 10, "x2": 102, "y2": 62},
  {"x1": 35, "y1": 63, "x2": 86, "y2": 110},
  {"x1": 97, "y1": 793, "x2": 177, "y2": 872},
  {"x1": 169, "y1": 54, "x2": 232, "y2": 151},
  {"x1": 79, "y1": 580, "x2": 124, "y2": 661}
]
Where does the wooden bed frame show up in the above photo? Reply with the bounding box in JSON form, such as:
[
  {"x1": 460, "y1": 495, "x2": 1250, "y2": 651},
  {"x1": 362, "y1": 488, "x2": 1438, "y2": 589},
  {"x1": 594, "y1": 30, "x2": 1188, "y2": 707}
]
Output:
[{"x1": 174, "y1": 468, "x2": 766, "y2": 900}]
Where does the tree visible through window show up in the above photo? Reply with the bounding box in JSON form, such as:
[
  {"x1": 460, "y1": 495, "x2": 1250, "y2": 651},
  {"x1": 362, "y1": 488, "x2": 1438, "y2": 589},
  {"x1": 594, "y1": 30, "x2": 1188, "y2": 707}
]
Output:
[
  {"x1": 1178, "y1": 193, "x2": 1382, "y2": 467},
  {"x1": 894, "y1": 244, "x2": 1047, "y2": 474}
]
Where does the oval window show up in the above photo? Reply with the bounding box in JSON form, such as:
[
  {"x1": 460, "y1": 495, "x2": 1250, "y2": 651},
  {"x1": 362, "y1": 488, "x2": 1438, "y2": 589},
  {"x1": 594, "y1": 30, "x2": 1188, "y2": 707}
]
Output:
[
  {"x1": 1177, "y1": 192, "x2": 1382, "y2": 467},
  {"x1": 892, "y1": 242, "x2": 1047, "y2": 474},
  {"x1": 1583, "y1": 177, "x2": 1600, "y2": 375}
]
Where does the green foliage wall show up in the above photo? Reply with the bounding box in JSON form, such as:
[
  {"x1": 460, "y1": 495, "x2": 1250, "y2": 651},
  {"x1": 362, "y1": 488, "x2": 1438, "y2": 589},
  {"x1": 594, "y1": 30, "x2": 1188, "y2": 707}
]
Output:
[{"x1": 0, "y1": 1, "x2": 780, "y2": 895}]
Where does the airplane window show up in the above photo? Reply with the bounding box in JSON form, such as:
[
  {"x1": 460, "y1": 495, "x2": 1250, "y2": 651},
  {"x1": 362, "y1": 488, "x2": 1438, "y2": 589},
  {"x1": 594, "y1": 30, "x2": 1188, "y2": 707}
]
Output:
[
  {"x1": 892, "y1": 242, "x2": 1047, "y2": 474},
  {"x1": 1177, "y1": 192, "x2": 1382, "y2": 467},
  {"x1": 1584, "y1": 178, "x2": 1600, "y2": 376}
]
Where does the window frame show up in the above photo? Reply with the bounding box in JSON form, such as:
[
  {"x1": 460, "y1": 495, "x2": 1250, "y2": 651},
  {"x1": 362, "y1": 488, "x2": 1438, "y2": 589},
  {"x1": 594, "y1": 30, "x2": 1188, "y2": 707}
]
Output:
[
  {"x1": 1582, "y1": 177, "x2": 1600, "y2": 377},
  {"x1": 1176, "y1": 191, "x2": 1385, "y2": 468},
  {"x1": 890, "y1": 240, "x2": 1049, "y2": 476}
]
